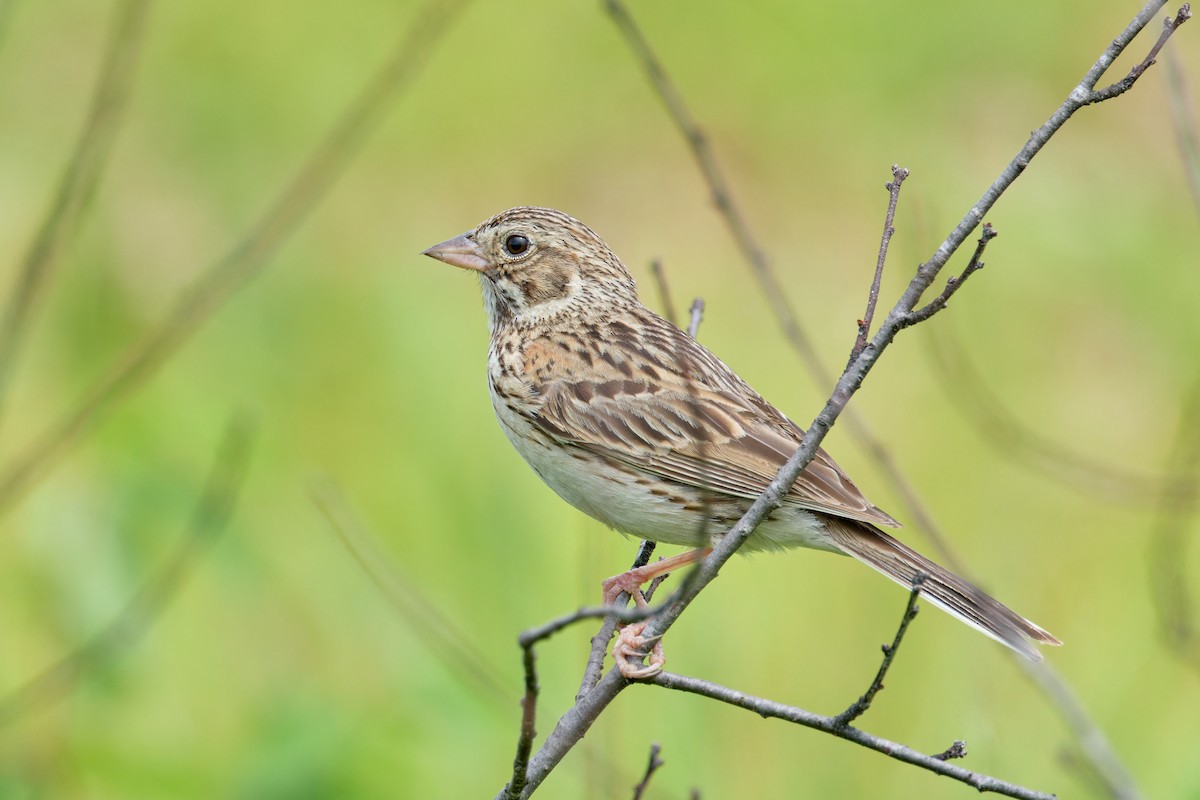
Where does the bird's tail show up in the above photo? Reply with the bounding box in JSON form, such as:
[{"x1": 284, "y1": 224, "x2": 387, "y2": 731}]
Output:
[{"x1": 822, "y1": 518, "x2": 1061, "y2": 659}]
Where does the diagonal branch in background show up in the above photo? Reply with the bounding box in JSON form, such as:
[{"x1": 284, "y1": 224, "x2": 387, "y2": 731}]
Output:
[
  {"x1": 1166, "y1": 43, "x2": 1200, "y2": 217},
  {"x1": 0, "y1": 0, "x2": 472, "y2": 518},
  {"x1": 1148, "y1": 375, "x2": 1200, "y2": 671},
  {"x1": 0, "y1": 412, "x2": 254, "y2": 726},
  {"x1": 310, "y1": 475, "x2": 513, "y2": 703},
  {"x1": 502, "y1": 2, "x2": 1190, "y2": 796},
  {"x1": 0, "y1": 0, "x2": 153, "y2": 428},
  {"x1": 926, "y1": 323, "x2": 1193, "y2": 507},
  {"x1": 312, "y1": 480, "x2": 659, "y2": 800},
  {"x1": 603, "y1": 0, "x2": 967, "y2": 573}
]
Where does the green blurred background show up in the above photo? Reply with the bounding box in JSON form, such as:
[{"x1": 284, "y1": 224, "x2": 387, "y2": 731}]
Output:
[{"x1": 1, "y1": 0, "x2": 1198, "y2": 797}]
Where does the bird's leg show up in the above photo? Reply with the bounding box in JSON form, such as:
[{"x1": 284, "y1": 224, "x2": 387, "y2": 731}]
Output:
[
  {"x1": 601, "y1": 548, "x2": 712, "y2": 605},
  {"x1": 603, "y1": 547, "x2": 712, "y2": 679}
]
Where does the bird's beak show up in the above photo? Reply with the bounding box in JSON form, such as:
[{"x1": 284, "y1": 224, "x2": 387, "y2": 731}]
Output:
[{"x1": 421, "y1": 231, "x2": 489, "y2": 272}]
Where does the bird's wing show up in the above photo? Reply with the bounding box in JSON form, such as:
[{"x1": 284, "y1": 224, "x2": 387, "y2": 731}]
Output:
[{"x1": 532, "y1": 374, "x2": 900, "y2": 529}]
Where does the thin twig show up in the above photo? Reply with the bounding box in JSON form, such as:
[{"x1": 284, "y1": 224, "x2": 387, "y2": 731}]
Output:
[
  {"x1": 1165, "y1": 44, "x2": 1200, "y2": 220},
  {"x1": 0, "y1": 0, "x2": 472, "y2": 518},
  {"x1": 903, "y1": 223, "x2": 996, "y2": 326},
  {"x1": 0, "y1": 0, "x2": 152, "y2": 426},
  {"x1": 649, "y1": 672, "x2": 1055, "y2": 800},
  {"x1": 0, "y1": 412, "x2": 255, "y2": 726},
  {"x1": 687, "y1": 298, "x2": 704, "y2": 339},
  {"x1": 1085, "y1": 4, "x2": 1192, "y2": 104},
  {"x1": 524, "y1": 604, "x2": 654, "y2": 646},
  {"x1": 833, "y1": 574, "x2": 925, "y2": 729},
  {"x1": 631, "y1": 743, "x2": 665, "y2": 800},
  {"x1": 850, "y1": 165, "x2": 908, "y2": 366},
  {"x1": 649, "y1": 259, "x2": 678, "y2": 326},
  {"x1": 507, "y1": 641, "x2": 539, "y2": 799}
]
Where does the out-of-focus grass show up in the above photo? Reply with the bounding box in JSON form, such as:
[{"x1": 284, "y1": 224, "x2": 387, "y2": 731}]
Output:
[{"x1": 0, "y1": 1, "x2": 1197, "y2": 798}]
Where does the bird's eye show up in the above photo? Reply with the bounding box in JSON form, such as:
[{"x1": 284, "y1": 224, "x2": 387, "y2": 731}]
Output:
[{"x1": 504, "y1": 234, "x2": 530, "y2": 256}]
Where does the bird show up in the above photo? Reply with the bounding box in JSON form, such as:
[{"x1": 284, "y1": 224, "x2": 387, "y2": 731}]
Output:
[{"x1": 422, "y1": 206, "x2": 1060, "y2": 678}]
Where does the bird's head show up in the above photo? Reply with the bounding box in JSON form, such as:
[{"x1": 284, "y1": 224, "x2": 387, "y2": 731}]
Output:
[{"x1": 422, "y1": 206, "x2": 639, "y2": 329}]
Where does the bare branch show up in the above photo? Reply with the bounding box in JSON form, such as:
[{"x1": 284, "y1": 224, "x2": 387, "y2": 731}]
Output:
[
  {"x1": 0, "y1": 0, "x2": 473, "y2": 518},
  {"x1": 1017, "y1": 659, "x2": 1141, "y2": 799},
  {"x1": 649, "y1": 672, "x2": 1055, "y2": 800},
  {"x1": 850, "y1": 165, "x2": 908, "y2": 367},
  {"x1": 833, "y1": 574, "x2": 925, "y2": 729},
  {"x1": 903, "y1": 224, "x2": 996, "y2": 327},
  {"x1": 631, "y1": 743, "x2": 665, "y2": 800},
  {"x1": 687, "y1": 298, "x2": 705, "y2": 339},
  {"x1": 0, "y1": 0, "x2": 152, "y2": 426},
  {"x1": 1165, "y1": 44, "x2": 1200, "y2": 220},
  {"x1": 0, "y1": 413, "x2": 254, "y2": 726},
  {"x1": 1084, "y1": 4, "x2": 1192, "y2": 105},
  {"x1": 507, "y1": 641, "x2": 539, "y2": 799},
  {"x1": 504, "y1": 2, "x2": 1187, "y2": 796}
]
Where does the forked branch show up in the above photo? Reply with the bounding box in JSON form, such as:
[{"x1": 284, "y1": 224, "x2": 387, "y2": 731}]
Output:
[{"x1": 499, "y1": 2, "x2": 1189, "y2": 797}]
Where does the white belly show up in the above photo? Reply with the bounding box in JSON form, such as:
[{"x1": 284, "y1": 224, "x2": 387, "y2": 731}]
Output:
[{"x1": 489, "y1": 382, "x2": 839, "y2": 554}]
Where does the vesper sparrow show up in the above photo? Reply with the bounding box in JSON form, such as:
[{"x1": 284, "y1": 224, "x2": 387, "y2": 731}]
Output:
[{"x1": 423, "y1": 206, "x2": 1059, "y2": 677}]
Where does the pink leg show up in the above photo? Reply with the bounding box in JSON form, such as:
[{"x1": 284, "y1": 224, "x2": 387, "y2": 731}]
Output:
[{"x1": 601, "y1": 548, "x2": 712, "y2": 605}]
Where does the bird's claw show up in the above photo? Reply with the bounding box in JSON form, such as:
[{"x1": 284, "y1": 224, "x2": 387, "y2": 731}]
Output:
[{"x1": 613, "y1": 621, "x2": 665, "y2": 679}]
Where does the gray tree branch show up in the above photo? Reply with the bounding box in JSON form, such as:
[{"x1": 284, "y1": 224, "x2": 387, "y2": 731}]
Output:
[{"x1": 498, "y1": 2, "x2": 1189, "y2": 797}]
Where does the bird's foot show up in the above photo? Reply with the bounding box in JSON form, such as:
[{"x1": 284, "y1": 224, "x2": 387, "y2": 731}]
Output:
[{"x1": 613, "y1": 621, "x2": 665, "y2": 679}]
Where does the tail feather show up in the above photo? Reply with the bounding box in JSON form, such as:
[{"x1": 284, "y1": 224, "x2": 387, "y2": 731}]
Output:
[{"x1": 822, "y1": 518, "x2": 1061, "y2": 659}]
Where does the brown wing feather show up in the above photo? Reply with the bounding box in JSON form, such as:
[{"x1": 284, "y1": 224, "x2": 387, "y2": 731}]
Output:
[{"x1": 528, "y1": 312, "x2": 900, "y2": 529}]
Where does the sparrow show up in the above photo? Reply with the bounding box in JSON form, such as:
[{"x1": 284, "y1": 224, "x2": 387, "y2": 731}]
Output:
[{"x1": 422, "y1": 206, "x2": 1059, "y2": 677}]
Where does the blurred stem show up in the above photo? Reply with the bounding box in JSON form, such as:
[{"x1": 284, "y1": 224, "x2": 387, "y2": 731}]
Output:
[
  {"x1": 0, "y1": 0, "x2": 471, "y2": 517},
  {"x1": 0, "y1": 412, "x2": 255, "y2": 726},
  {"x1": 0, "y1": 0, "x2": 153, "y2": 429},
  {"x1": 1149, "y1": 375, "x2": 1200, "y2": 672},
  {"x1": 310, "y1": 475, "x2": 513, "y2": 702},
  {"x1": 1165, "y1": 45, "x2": 1200, "y2": 221}
]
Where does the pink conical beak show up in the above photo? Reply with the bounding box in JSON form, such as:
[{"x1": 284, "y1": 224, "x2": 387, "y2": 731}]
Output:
[{"x1": 421, "y1": 231, "x2": 489, "y2": 272}]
